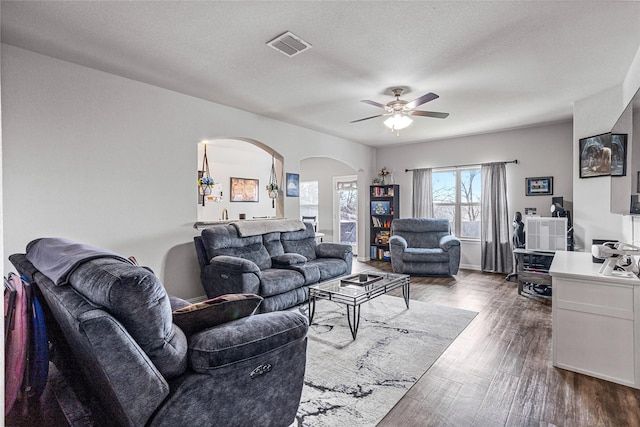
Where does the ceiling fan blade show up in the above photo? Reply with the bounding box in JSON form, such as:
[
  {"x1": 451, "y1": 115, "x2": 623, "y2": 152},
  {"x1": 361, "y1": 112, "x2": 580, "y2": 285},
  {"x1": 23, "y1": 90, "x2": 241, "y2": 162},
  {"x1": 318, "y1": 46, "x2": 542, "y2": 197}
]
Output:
[
  {"x1": 361, "y1": 100, "x2": 387, "y2": 109},
  {"x1": 410, "y1": 110, "x2": 449, "y2": 119},
  {"x1": 406, "y1": 92, "x2": 439, "y2": 109},
  {"x1": 350, "y1": 114, "x2": 384, "y2": 123}
]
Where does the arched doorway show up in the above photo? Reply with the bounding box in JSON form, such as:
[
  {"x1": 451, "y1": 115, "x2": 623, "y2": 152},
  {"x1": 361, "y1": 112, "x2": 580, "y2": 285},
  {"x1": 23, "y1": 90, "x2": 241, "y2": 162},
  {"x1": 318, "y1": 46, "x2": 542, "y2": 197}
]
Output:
[{"x1": 300, "y1": 157, "x2": 358, "y2": 254}]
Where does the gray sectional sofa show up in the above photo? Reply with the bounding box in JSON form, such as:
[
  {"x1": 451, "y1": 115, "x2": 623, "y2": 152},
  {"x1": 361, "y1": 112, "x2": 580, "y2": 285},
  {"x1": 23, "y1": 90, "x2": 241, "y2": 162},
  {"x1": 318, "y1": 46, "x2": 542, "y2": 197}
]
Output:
[
  {"x1": 10, "y1": 238, "x2": 308, "y2": 427},
  {"x1": 194, "y1": 220, "x2": 353, "y2": 312}
]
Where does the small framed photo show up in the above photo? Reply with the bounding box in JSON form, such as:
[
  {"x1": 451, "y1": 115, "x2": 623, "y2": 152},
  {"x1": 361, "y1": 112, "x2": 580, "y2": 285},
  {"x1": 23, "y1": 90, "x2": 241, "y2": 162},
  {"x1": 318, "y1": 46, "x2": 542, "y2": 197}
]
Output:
[
  {"x1": 286, "y1": 173, "x2": 299, "y2": 197},
  {"x1": 230, "y1": 177, "x2": 259, "y2": 202},
  {"x1": 371, "y1": 201, "x2": 391, "y2": 215},
  {"x1": 526, "y1": 176, "x2": 553, "y2": 196}
]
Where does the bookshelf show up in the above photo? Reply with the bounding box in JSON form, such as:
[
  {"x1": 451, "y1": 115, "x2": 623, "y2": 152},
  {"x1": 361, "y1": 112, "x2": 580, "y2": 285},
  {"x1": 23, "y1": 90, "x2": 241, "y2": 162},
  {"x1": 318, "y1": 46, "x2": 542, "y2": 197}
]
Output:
[{"x1": 370, "y1": 184, "x2": 399, "y2": 261}]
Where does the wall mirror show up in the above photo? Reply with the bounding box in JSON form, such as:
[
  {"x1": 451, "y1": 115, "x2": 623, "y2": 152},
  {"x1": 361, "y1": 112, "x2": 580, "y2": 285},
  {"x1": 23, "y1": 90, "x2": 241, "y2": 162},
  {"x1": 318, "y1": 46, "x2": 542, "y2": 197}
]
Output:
[{"x1": 611, "y1": 87, "x2": 640, "y2": 214}]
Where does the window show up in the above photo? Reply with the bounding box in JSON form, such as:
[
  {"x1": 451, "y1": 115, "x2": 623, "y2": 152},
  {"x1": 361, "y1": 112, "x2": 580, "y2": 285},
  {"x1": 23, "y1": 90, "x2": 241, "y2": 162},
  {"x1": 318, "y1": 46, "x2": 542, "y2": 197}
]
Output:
[
  {"x1": 432, "y1": 168, "x2": 481, "y2": 239},
  {"x1": 300, "y1": 180, "x2": 319, "y2": 221}
]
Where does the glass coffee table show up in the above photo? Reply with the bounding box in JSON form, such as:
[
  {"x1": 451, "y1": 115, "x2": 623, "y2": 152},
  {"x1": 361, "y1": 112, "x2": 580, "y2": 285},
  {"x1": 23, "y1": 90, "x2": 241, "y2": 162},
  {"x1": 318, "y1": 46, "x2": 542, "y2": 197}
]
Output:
[{"x1": 307, "y1": 270, "x2": 410, "y2": 339}]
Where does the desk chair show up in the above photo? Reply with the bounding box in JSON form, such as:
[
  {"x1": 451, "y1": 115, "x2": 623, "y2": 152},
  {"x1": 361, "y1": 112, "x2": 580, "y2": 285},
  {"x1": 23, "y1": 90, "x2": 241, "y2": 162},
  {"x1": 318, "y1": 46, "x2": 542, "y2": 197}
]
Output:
[
  {"x1": 302, "y1": 216, "x2": 317, "y2": 232},
  {"x1": 506, "y1": 212, "x2": 525, "y2": 282}
]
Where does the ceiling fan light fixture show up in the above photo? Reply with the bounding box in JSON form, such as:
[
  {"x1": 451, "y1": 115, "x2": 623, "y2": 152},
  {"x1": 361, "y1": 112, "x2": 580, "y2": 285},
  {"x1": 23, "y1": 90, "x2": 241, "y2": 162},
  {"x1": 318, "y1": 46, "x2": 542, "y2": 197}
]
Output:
[{"x1": 384, "y1": 113, "x2": 413, "y2": 131}]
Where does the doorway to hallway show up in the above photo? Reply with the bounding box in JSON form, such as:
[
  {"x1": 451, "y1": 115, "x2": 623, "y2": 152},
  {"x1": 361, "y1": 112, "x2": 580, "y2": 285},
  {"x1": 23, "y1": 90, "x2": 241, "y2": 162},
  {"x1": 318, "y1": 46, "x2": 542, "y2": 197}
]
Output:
[{"x1": 334, "y1": 176, "x2": 358, "y2": 255}]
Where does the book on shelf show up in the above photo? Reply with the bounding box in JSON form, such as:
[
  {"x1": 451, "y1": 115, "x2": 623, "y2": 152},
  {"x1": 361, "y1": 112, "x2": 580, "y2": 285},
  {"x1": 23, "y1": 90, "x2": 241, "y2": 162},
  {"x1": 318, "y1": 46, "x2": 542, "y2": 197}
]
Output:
[
  {"x1": 370, "y1": 246, "x2": 392, "y2": 260},
  {"x1": 371, "y1": 217, "x2": 391, "y2": 228},
  {"x1": 372, "y1": 186, "x2": 395, "y2": 197}
]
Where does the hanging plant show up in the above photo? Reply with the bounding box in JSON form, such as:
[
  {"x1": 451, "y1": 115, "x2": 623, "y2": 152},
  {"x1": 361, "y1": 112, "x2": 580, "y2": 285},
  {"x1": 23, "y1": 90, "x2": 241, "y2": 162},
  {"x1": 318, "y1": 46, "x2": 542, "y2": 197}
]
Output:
[
  {"x1": 199, "y1": 176, "x2": 215, "y2": 187},
  {"x1": 265, "y1": 182, "x2": 279, "y2": 192},
  {"x1": 198, "y1": 145, "x2": 216, "y2": 205},
  {"x1": 267, "y1": 154, "x2": 279, "y2": 208}
]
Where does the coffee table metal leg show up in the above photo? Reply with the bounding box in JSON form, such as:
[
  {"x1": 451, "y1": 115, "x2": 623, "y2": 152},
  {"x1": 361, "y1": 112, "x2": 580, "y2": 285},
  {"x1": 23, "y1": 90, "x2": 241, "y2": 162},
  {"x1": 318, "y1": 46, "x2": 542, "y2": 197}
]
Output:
[
  {"x1": 402, "y1": 281, "x2": 410, "y2": 308},
  {"x1": 308, "y1": 295, "x2": 316, "y2": 325},
  {"x1": 346, "y1": 305, "x2": 361, "y2": 340}
]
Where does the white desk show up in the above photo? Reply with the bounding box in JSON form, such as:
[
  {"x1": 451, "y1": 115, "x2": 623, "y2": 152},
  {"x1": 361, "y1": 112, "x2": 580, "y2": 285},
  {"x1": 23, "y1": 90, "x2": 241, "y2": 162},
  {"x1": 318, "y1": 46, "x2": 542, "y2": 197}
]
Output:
[
  {"x1": 549, "y1": 251, "x2": 640, "y2": 389},
  {"x1": 513, "y1": 248, "x2": 554, "y2": 298}
]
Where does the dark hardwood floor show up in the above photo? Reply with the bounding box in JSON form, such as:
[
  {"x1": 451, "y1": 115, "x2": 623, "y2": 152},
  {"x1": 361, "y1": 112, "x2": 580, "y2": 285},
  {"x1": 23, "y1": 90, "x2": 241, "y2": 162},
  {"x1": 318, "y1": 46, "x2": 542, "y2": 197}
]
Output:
[
  {"x1": 352, "y1": 260, "x2": 640, "y2": 427},
  {"x1": 10, "y1": 260, "x2": 640, "y2": 426}
]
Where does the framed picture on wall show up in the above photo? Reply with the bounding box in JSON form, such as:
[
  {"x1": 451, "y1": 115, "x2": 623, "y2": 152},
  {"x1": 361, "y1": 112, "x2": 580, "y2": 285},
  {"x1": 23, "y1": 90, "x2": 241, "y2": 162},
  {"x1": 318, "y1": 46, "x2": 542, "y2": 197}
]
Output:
[
  {"x1": 525, "y1": 176, "x2": 553, "y2": 196},
  {"x1": 611, "y1": 133, "x2": 627, "y2": 177},
  {"x1": 579, "y1": 133, "x2": 611, "y2": 178},
  {"x1": 230, "y1": 177, "x2": 259, "y2": 202},
  {"x1": 286, "y1": 173, "x2": 299, "y2": 197}
]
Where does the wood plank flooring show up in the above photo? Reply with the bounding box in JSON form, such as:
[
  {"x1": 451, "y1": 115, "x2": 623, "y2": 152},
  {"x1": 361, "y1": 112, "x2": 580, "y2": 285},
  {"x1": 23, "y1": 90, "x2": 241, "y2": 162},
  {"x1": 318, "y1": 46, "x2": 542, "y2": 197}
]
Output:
[{"x1": 352, "y1": 260, "x2": 640, "y2": 427}]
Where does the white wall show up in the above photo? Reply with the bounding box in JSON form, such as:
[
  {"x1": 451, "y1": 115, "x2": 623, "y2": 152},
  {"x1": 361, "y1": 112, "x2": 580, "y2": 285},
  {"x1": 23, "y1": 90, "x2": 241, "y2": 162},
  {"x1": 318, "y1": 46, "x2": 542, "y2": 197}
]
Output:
[
  {"x1": 376, "y1": 121, "x2": 574, "y2": 268},
  {"x1": 1, "y1": 45, "x2": 375, "y2": 299}
]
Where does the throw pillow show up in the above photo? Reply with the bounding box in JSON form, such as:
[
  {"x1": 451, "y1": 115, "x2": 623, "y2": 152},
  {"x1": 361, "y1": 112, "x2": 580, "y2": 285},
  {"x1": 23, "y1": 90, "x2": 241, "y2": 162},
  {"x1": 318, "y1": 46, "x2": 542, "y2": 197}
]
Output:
[
  {"x1": 172, "y1": 294, "x2": 263, "y2": 336},
  {"x1": 271, "y1": 253, "x2": 307, "y2": 267}
]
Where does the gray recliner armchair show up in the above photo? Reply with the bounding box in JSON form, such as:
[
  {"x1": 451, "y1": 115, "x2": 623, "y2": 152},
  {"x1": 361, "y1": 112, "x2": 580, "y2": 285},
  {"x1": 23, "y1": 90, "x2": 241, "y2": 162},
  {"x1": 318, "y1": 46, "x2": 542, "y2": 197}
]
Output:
[
  {"x1": 389, "y1": 218, "x2": 461, "y2": 276},
  {"x1": 9, "y1": 238, "x2": 308, "y2": 427}
]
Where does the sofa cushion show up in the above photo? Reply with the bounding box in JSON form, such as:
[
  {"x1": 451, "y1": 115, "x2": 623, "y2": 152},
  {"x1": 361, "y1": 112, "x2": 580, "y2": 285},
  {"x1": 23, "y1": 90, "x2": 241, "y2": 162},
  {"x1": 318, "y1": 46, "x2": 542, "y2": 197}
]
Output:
[
  {"x1": 201, "y1": 226, "x2": 272, "y2": 270},
  {"x1": 173, "y1": 294, "x2": 263, "y2": 336},
  {"x1": 307, "y1": 258, "x2": 348, "y2": 280},
  {"x1": 403, "y1": 248, "x2": 450, "y2": 263},
  {"x1": 67, "y1": 258, "x2": 188, "y2": 379},
  {"x1": 271, "y1": 253, "x2": 307, "y2": 267},
  {"x1": 263, "y1": 232, "x2": 285, "y2": 257},
  {"x1": 280, "y1": 223, "x2": 317, "y2": 260},
  {"x1": 260, "y1": 269, "x2": 306, "y2": 297},
  {"x1": 286, "y1": 263, "x2": 321, "y2": 285},
  {"x1": 188, "y1": 311, "x2": 308, "y2": 374}
]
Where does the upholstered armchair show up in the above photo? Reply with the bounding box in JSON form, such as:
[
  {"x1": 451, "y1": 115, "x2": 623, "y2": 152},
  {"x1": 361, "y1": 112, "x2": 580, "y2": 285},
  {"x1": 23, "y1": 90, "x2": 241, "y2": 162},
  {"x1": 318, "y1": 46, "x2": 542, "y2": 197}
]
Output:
[{"x1": 389, "y1": 218, "x2": 461, "y2": 276}]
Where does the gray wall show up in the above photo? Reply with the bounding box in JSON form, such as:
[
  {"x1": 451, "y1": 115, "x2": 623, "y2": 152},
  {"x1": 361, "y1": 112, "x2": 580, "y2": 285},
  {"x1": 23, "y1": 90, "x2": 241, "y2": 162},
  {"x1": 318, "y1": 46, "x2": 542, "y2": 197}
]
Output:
[
  {"x1": 376, "y1": 120, "x2": 574, "y2": 268},
  {"x1": 1, "y1": 45, "x2": 375, "y2": 299}
]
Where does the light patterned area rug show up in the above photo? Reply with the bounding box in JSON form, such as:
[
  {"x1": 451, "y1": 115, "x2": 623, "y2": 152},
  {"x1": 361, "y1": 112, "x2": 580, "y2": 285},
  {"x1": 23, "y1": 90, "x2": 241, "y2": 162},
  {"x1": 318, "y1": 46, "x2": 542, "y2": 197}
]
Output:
[{"x1": 294, "y1": 295, "x2": 477, "y2": 427}]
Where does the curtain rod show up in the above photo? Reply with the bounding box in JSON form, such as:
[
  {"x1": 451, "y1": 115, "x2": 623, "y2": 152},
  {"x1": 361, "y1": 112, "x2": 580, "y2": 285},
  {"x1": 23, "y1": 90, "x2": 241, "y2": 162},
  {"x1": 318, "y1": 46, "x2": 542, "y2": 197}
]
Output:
[{"x1": 405, "y1": 159, "x2": 518, "y2": 172}]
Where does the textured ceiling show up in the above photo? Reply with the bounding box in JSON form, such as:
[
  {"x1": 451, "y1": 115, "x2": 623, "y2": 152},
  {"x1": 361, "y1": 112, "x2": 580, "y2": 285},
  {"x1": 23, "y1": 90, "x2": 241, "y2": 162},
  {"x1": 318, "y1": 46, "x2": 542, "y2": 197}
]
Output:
[{"x1": 2, "y1": 1, "x2": 640, "y2": 147}]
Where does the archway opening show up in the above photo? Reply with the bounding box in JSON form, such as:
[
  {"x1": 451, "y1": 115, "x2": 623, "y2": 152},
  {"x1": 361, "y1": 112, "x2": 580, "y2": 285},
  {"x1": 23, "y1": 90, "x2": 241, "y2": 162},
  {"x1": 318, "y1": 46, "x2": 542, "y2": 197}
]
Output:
[{"x1": 197, "y1": 138, "x2": 284, "y2": 221}]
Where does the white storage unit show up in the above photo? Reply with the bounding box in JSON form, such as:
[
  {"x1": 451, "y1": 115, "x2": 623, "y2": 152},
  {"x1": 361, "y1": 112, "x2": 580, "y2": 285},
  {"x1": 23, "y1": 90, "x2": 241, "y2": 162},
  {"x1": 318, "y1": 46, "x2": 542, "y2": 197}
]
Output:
[
  {"x1": 549, "y1": 251, "x2": 640, "y2": 389},
  {"x1": 525, "y1": 217, "x2": 568, "y2": 252}
]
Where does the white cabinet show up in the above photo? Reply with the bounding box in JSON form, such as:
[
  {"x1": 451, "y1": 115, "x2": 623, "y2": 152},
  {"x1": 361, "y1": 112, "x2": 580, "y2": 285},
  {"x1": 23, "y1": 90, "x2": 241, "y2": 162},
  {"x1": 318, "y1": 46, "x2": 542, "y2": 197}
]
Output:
[{"x1": 549, "y1": 251, "x2": 640, "y2": 389}]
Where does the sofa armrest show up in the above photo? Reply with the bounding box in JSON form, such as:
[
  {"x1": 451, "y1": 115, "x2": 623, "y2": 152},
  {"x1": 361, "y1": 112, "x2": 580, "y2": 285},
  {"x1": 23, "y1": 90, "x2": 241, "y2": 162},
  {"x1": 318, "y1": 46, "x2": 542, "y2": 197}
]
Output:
[
  {"x1": 316, "y1": 242, "x2": 352, "y2": 260},
  {"x1": 149, "y1": 311, "x2": 308, "y2": 427},
  {"x1": 389, "y1": 235, "x2": 408, "y2": 249},
  {"x1": 209, "y1": 255, "x2": 260, "y2": 273},
  {"x1": 439, "y1": 235, "x2": 461, "y2": 251},
  {"x1": 188, "y1": 310, "x2": 308, "y2": 373},
  {"x1": 80, "y1": 311, "x2": 173, "y2": 426},
  {"x1": 200, "y1": 256, "x2": 261, "y2": 298}
]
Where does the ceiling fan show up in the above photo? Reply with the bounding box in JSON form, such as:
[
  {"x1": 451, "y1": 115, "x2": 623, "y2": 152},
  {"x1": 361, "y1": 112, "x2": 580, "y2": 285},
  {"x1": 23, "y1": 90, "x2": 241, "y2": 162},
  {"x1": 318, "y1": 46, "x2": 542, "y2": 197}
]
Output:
[{"x1": 350, "y1": 88, "x2": 449, "y2": 134}]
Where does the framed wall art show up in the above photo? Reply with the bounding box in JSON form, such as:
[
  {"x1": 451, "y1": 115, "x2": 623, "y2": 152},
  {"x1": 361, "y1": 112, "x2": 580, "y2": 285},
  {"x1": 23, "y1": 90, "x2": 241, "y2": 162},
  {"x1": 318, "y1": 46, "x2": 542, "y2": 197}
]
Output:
[
  {"x1": 286, "y1": 173, "x2": 299, "y2": 197},
  {"x1": 611, "y1": 133, "x2": 627, "y2": 177},
  {"x1": 525, "y1": 176, "x2": 553, "y2": 196},
  {"x1": 230, "y1": 177, "x2": 259, "y2": 202},
  {"x1": 579, "y1": 133, "x2": 612, "y2": 178}
]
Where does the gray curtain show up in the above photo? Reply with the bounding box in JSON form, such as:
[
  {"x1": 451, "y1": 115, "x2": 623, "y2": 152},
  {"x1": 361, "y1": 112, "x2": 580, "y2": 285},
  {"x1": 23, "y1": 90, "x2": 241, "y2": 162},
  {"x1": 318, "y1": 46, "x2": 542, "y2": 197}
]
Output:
[
  {"x1": 412, "y1": 168, "x2": 433, "y2": 218},
  {"x1": 481, "y1": 163, "x2": 512, "y2": 273}
]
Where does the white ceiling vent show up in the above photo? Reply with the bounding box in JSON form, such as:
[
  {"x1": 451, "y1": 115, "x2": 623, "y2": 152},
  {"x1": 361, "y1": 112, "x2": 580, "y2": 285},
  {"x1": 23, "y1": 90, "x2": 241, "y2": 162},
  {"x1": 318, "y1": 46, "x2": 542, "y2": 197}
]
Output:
[{"x1": 267, "y1": 31, "x2": 312, "y2": 57}]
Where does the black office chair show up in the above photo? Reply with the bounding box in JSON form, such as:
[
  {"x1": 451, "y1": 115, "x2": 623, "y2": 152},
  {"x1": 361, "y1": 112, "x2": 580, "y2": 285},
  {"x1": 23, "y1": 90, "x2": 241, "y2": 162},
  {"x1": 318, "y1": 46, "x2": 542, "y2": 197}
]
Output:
[{"x1": 506, "y1": 212, "x2": 525, "y2": 281}]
